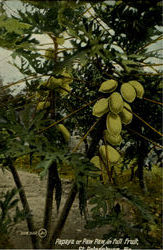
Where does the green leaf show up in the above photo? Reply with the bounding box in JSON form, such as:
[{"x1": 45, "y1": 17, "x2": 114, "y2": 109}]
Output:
[
  {"x1": 36, "y1": 159, "x2": 53, "y2": 179},
  {"x1": 0, "y1": 15, "x2": 31, "y2": 35},
  {"x1": 56, "y1": 37, "x2": 64, "y2": 45}
]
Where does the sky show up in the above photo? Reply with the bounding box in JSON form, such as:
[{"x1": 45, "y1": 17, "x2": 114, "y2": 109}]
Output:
[
  {"x1": 0, "y1": 0, "x2": 75, "y2": 92},
  {"x1": 0, "y1": 0, "x2": 51, "y2": 87},
  {"x1": 0, "y1": 0, "x2": 162, "y2": 92}
]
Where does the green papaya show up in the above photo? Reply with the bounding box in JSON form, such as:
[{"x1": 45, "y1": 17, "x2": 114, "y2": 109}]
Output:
[
  {"x1": 59, "y1": 83, "x2": 71, "y2": 97},
  {"x1": 57, "y1": 124, "x2": 71, "y2": 142},
  {"x1": 109, "y1": 92, "x2": 124, "y2": 114},
  {"x1": 61, "y1": 72, "x2": 73, "y2": 84},
  {"x1": 37, "y1": 101, "x2": 50, "y2": 111},
  {"x1": 93, "y1": 98, "x2": 109, "y2": 117},
  {"x1": 128, "y1": 80, "x2": 144, "y2": 98},
  {"x1": 99, "y1": 145, "x2": 120, "y2": 164},
  {"x1": 47, "y1": 77, "x2": 63, "y2": 89},
  {"x1": 90, "y1": 156, "x2": 103, "y2": 169},
  {"x1": 104, "y1": 130, "x2": 122, "y2": 146},
  {"x1": 99, "y1": 79, "x2": 118, "y2": 93},
  {"x1": 120, "y1": 83, "x2": 136, "y2": 103},
  {"x1": 119, "y1": 102, "x2": 133, "y2": 125},
  {"x1": 106, "y1": 112, "x2": 122, "y2": 136}
]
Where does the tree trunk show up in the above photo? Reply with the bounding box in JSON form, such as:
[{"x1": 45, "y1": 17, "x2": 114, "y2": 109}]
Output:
[
  {"x1": 8, "y1": 161, "x2": 40, "y2": 249},
  {"x1": 137, "y1": 139, "x2": 148, "y2": 192},
  {"x1": 43, "y1": 161, "x2": 61, "y2": 240},
  {"x1": 43, "y1": 164, "x2": 56, "y2": 232},
  {"x1": 46, "y1": 117, "x2": 106, "y2": 248},
  {"x1": 46, "y1": 183, "x2": 77, "y2": 249}
]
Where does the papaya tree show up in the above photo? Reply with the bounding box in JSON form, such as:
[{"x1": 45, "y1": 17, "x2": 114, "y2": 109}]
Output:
[{"x1": 0, "y1": 0, "x2": 162, "y2": 249}]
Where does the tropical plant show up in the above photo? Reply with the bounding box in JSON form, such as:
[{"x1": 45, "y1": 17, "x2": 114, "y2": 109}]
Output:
[
  {"x1": 0, "y1": 0, "x2": 162, "y2": 249},
  {"x1": 0, "y1": 188, "x2": 26, "y2": 248}
]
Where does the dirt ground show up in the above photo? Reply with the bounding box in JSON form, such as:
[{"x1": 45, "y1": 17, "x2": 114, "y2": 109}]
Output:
[{"x1": 0, "y1": 169, "x2": 110, "y2": 249}]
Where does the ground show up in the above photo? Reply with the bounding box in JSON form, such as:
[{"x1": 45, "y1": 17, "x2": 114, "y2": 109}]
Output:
[{"x1": 0, "y1": 169, "x2": 110, "y2": 249}]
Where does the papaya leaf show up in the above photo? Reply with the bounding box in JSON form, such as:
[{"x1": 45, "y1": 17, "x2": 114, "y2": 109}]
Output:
[{"x1": 0, "y1": 15, "x2": 31, "y2": 35}]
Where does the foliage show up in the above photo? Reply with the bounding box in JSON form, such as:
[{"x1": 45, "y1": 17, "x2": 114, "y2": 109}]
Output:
[
  {"x1": 0, "y1": 188, "x2": 26, "y2": 235},
  {"x1": 86, "y1": 165, "x2": 162, "y2": 249},
  {"x1": 0, "y1": 0, "x2": 162, "y2": 249}
]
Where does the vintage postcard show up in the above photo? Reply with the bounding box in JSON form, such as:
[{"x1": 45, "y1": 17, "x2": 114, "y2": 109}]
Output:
[{"x1": 0, "y1": 0, "x2": 162, "y2": 249}]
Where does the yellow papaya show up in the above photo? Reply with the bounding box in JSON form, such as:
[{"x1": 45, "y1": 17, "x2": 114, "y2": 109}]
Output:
[
  {"x1": 61, "y1": 72, "x2": 73, "y2": 84},
  {"x1": 99, "y1": 145, "x2": 120, "y2": 164},
  {"x1": 47, "y1": 77, "x2": 63, "y2": 89},
  {"x1": 109, "y1": 92, "x2": 124, "y2": 114},
  {"x1": 92, "y1": 98, "x2": 109, "y2": 117},
  {"x1": 128, "y1": 80, "x2": 144, "y2": 98},
  {"x1": 120, "y1": 83, "x2": 136, "y2": 103},
  {"x1": 99, "y1": 79, "x2": 118, "y2": 93},
  {"x1": 90, "y1": 156, "x2": 108, "y2": 183},
  {"x1": 37, "y1": 101, "x2": 50, "y2": 111},
  {"x1": 60, "y1": 83, "x2": 71, "y2": 97},
  {"x1": 119, "y1": 102, "x2": 133, "y2": 125},
  {"x1": 57, "y1": 124, "x2": 71, "y2": 142},
  {"x1": 90, "y1": 156, "x2": 103, "y2": 170},
  {"x1": 106, "y1": 112, "x2": 122, "y2": 136},
  {"x1": 104, "y1": 130, "x2": 122, "y2": 146}
]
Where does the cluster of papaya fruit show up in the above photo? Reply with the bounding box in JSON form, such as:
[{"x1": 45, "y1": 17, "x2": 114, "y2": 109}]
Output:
[
  {"x1": 42, "y1": 72, "x2": 73, "y2": 95},
  {"x1": 92, "y1": 79, "x2": 144, "y2": 166},
  {"x1": 36, "y1": 71, "x2": 73, "y2": 142},
  {"x1": 36, "y1": 71, "x2": 73, "y2": 112}
]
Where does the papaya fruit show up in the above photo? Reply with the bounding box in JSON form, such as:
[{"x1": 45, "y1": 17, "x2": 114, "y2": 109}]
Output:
[
  {"x1": 128, "y1": 80, "x2": 144, "y2": 99},
  {"x1": 109, "y1": 92, "x2": 124, "y2": 114},
  {"x1": 93, "y1": 98, "x2": 109, "y2": 117},
  {"x1": 99, "y1": 145, "x2": 120, "y2": 164},
  {"x1": 99, "y1": 79, "x2": 118, "y2": 93},
  {"x1": 37, "y1": 101, "x2": 50, "y2": 111},
  {"x1": 104, "y1": 129, "x2": 122, "y2": 146},
  {"x1": 57, "y1": 124, "x2": 71, "y2": 142},
  {"x1": 120, "y1": 83, "x2": 136, "y2": 103},
  {"x1": 119, "y1": 102, "x2": 133, "y2": 125},
  {"x1": 106, "y1": 112, "x2": 122, "y2": 136}
]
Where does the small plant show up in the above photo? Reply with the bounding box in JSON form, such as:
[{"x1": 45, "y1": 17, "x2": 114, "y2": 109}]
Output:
[{"x1": 0, "y1": 188, "x2": 27, "y2": 248}]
